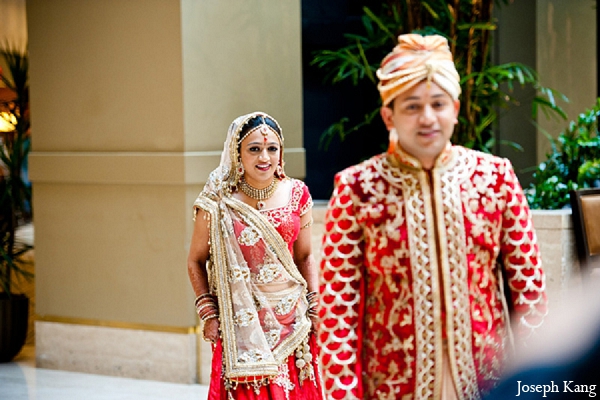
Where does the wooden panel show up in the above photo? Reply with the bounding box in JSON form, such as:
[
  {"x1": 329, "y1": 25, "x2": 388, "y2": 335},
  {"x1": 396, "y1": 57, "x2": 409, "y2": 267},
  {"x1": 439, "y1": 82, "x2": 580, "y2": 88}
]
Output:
[{"x1": 581, "y1": 195, "x2": 600, "y2": 255}]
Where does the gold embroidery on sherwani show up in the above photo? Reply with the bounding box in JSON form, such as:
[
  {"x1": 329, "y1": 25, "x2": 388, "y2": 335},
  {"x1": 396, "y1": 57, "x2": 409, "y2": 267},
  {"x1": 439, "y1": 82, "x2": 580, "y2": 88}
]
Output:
[
  {"x1": 378, "y1": 155, "x2": 442, "y2": 400},
  {"x1": 461, "y1": 155, "x2": 508, "y2": 387},
  {"x1": 359, "y1": 160, "x2": 414, "y2": 398},
  {"x1": 380, "y1": 147, "x2": 481, "y2": 400},
  {"x1": 436, "y1": 148, "x2": 480, "y2": 399},
  {"x1": 407, "y1": 168, "x2": 443, "y2": 400},
  {"x1": 318, "y1": 171, "x2": 363, "y2": 399},
  {"x1": 499, "y1": 163, "x2": 547, "y2": 336},
  {"x1": 319, "y1": 145, "x2": 547, "y2": 400}
]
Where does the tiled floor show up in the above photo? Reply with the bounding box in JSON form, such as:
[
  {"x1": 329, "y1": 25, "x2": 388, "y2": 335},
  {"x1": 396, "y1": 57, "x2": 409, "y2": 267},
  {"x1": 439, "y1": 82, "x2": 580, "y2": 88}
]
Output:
[
  {"x1": 3, "y1": 224, "x2": 209, "y2": 399},
  {"x1": 0, "y1": 346, "x2": 209, "y2": 400}
]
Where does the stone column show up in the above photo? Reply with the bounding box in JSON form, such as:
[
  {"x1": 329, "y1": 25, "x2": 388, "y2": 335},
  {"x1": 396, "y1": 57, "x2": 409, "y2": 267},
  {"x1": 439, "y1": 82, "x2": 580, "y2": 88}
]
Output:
[{"x1": 27, "y1": 0, "x2": 303, "y2": 384}]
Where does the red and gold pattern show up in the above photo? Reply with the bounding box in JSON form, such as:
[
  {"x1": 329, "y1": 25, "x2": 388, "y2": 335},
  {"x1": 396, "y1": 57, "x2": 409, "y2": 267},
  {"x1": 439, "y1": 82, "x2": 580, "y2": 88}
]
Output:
[
  {"x1": 318, "y1": 145, "x2": 547, "y2": 400},
  {"x1": 261, "y1": 179, "x2": 313, "y2": 254},
  {"x1": 205, "y1": 178, "x2": 323, "y2": 400}
]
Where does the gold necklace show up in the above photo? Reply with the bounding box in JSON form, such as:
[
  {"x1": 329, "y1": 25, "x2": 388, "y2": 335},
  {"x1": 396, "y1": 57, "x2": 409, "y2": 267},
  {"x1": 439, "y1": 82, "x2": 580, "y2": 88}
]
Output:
[{"x1": 238, "y1": 177, "x2": 279, "y2": 209}]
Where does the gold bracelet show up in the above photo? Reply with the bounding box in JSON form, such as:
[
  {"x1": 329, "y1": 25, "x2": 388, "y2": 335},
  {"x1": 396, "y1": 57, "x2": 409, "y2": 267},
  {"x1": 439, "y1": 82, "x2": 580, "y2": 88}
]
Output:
[
  {"x1": 300, "y1": 218, "x2": 313, "y2": 229},
  {"x1": 202, "y1": 313, "x2": 219, "y2": 322}
]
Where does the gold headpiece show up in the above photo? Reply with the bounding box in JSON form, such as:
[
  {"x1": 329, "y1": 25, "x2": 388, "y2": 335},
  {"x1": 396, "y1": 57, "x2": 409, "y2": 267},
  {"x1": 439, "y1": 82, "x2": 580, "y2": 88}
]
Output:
[{"x1": 237, "y1": 114, "x2": 283, "y2": 145}]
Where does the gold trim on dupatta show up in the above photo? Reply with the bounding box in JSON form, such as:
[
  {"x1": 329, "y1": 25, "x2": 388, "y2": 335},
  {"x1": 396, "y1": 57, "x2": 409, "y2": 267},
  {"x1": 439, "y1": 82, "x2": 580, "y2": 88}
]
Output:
[{"x1": 194, "y1": 193, "x2": 311, "y2": 383}]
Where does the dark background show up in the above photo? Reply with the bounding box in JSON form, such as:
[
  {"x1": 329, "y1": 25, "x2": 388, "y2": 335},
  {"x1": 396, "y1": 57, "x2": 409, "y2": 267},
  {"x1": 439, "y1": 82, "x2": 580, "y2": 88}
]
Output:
[{"x1": 301, "y1": 0, "x2": 388, "y2": 200}]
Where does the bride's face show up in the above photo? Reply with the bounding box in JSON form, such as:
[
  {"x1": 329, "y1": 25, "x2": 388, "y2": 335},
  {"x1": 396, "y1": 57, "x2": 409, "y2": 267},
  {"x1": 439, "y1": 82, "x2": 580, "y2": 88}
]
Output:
[{"x1": 239, "y1": 128, "x2": 281, "y2": 187}]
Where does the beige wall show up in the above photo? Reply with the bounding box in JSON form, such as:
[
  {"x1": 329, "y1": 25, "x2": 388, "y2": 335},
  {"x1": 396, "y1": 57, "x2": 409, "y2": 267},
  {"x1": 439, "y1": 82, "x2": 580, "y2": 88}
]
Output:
[
  {"x1": 536, "y1": 0, "x2": 597, "y2": 162},
  {"x1": 33, "y1": 184, "x2": 190, "y2": 326},
  {"x1": 28, "y1": 0, "x2": 185, "y2": 152},
  {"x1": 28, "y1": 0, "x2": 303, "y2": 332},
  {"x1": 181, "y1": 1, "x2": 304, "y2": 153}
]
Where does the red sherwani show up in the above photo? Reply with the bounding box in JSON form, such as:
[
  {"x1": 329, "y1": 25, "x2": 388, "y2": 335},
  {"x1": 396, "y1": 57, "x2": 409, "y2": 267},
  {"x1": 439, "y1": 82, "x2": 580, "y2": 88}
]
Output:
[{"x1": 318, "y1": 145, "x2": 547, "y2": 400}]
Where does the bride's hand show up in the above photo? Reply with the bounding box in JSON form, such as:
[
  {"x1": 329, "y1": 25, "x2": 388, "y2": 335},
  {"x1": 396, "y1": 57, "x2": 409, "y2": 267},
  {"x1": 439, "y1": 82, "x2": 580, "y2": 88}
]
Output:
[
  {"x1": 203, "y1": 318, "x2": 220, "y2": 343},
  {"x1": 309, "y1": 315, "x2": 319, "y2": 333}
]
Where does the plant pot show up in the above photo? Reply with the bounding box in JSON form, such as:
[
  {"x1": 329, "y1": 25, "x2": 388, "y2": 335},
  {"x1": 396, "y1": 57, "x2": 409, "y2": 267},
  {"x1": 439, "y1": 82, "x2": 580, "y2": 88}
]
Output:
[
  {"x1": 0, "y1": 293, "x2": 29, "y2": 362},
  {"x1": 531, "y1": 209, "x2": 580, "y2": 303}
]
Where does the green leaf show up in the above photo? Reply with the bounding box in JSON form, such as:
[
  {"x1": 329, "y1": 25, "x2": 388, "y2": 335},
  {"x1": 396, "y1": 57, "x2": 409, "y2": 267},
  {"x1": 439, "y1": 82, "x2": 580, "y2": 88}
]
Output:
[
  {"x1": 356, "y1": 40, "x2": 376, "y2": 84},
  {"x1": 363, "y1": 6, "x2": 395, "y2": 41},
  {"x1": 456, "y1": 23, "x2": 497, "y2": 31},
  {"x1": 421, "y1": 2, "x2": 440, "y2": 20},
  {"x1": 498, "y1": 140, "x2": 525, "y2": 152},
  {"x1": 309, "y1": 1, "x2": 569, "y2": 171}
]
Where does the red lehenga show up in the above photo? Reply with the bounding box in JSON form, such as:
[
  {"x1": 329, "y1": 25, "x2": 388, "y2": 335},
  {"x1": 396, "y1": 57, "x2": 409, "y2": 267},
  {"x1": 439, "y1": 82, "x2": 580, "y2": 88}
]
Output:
[
  {"x1": 197, "y1": 178, "x2": 324, "y2": 400},
  {"x1": 318, "y1": 145, "x2": 548, "y2": 400}
]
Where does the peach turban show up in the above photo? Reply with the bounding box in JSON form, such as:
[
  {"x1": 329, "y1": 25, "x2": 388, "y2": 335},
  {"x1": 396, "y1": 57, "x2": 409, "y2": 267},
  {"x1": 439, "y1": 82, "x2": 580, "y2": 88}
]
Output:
[{"x1": 377, "y1": 34, "x2": 461, "y2": 106}]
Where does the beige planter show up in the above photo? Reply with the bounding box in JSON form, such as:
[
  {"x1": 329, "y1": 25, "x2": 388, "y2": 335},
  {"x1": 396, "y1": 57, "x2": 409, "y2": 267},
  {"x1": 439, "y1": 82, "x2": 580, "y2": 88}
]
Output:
[{"x1": 531, "y1": 209, "x2": 581, "y2": 304}]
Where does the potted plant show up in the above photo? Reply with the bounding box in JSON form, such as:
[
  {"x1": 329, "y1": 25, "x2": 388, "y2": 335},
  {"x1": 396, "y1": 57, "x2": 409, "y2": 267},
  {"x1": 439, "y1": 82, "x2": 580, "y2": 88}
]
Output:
[
  {"x1": 524, "y1": 99, "x2": 600, "y2": 302},
  {"x1": 0, "y1": 47, "x2": 33, "y2": 362},
  {"x1": 526, "y1": 98, "x2": 600, "y2": 210},
  {"x1": 310, "y1": 1, "x2": 567, "y2": 154}
]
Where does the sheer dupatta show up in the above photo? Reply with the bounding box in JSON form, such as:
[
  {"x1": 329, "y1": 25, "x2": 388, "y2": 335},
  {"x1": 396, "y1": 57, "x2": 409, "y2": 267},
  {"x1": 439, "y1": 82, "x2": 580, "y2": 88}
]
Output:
[{"x1": 193, "y1": 112, "x2": 311, "y2": 384}]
